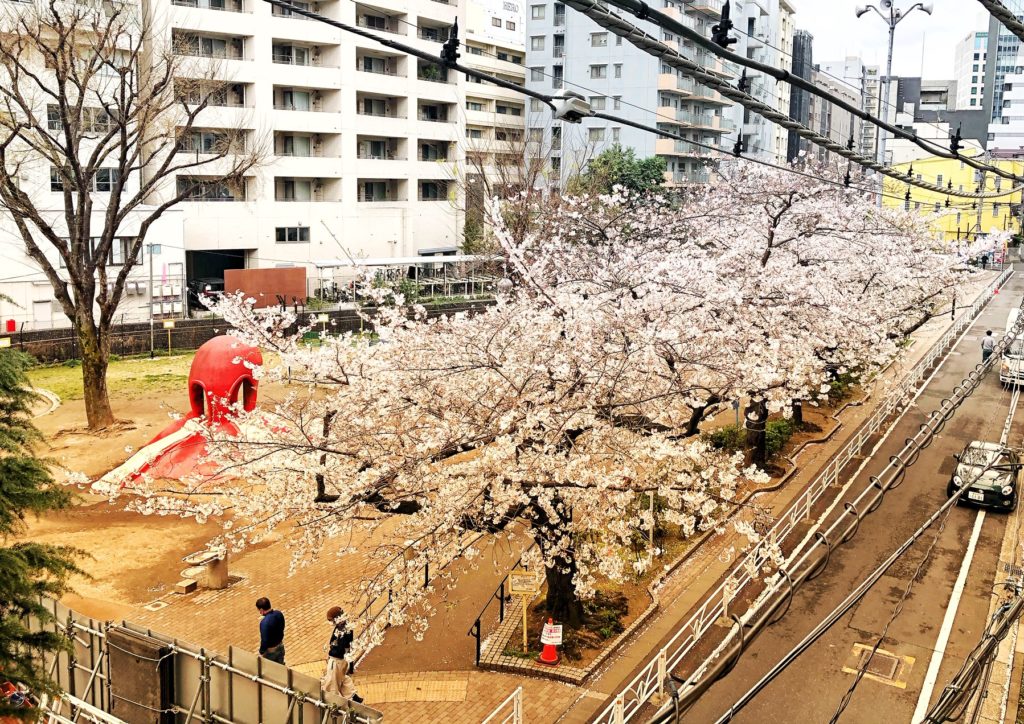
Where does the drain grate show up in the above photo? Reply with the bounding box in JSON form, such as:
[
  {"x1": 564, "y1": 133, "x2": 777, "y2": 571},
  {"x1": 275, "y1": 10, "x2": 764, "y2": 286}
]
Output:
[{"x1": 857, "y1": 649, "x2": 900, "y2": 680}]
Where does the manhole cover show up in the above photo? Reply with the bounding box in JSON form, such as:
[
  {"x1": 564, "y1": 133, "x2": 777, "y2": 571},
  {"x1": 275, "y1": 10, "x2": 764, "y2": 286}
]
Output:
[
  {"x1": 143, "y1": 600, "x2": 169, "y2": 612},
  {"x1": 858, "y1": 649, "x2": 900, "y2": 680}
]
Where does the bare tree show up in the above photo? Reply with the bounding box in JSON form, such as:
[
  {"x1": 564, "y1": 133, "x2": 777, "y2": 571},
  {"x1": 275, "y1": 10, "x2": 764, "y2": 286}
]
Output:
[{"x1": 0, "y1": 0, "x2": 262, "y2": 429}]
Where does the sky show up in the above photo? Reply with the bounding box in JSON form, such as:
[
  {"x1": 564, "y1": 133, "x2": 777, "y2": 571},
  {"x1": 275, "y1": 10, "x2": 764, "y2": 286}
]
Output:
[{"x1": 792, "y1": 0, "x2": 996, "y2": 81}]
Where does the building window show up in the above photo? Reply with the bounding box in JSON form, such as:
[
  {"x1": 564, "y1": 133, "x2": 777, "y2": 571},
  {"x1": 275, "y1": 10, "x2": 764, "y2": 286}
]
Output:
[
  {"x1": 591, "y1": 32, "x2": 607, "y2": 47},
  {"x1": 614, "y1": 63, "x2": 622, "y2": 78},
  {"x1": 590, "y1": 95, "x2": 606, "y2": 110},
  {"x1": 275, "y1": 226, "x2": 310, "y2": 243},
  {"x1": 530, "y1": 99, "x2": 544, "y2": 112},
  {"x1": 612, "y1": 127, "x2": 620, "y2": 142},
  {"x1": 50, "y1": 167, "x2": 64, "y2": 192},
  {"x1": 970, "y1": 98, "x2": 977, "y2": 106},
  {"x1": 530, "y1": 4, "x2": 544, "y2": 18},
  {"x1": 974, "y1": 52, "x2": 980, "y2": 60},
  {"x1": 531, "y1": 66, "x2": 545, "y2": 81},
  {"x1": 496, "y1": 104, "x2": 521, "y2": 115},
  {"x1": 972, "y1": 76, "x2": 978, "y2": 83},
  {"x1": 506, "y1": 20, "x2": 515, "y2": 30},
  {"x1": 491, "y1": 17, "x2": 501, "y2": 26},
  {"x1": 531, "y1": 36, "x2": 544, "y2": 51},
  {"x1": 176, "y1": 176, "x2": 246, "y2": 201},
  {"x1": 613, "y1": 95, "x2": 621, "y2": 110},
  {"x1": 51, "y1": 166, "x2": 121, "y2": 192},
  {"x1": 616, "y1": 35, "x2": 622, "y2": 45},
  {"x1": 466, "y1": 101, "x2": 484, "y2": 111},
  {"x1": 904, "y1": 197, "x2": 910, "y2": 211},
  {"x1": 957, "y1": 212, "x2": 962, "y2": 224},
  {"x1": 419, "y1": 180, "x2": 447, "y2": 200},
  {"x1": 528, "y1": 128, "x2": 543, "y2": 142},
  {"x1": 936, "y1": 174, "x2": 943, "y2": 186},
  {"x1": 588, "y1": 127, "x2": 605, "y2": 142},
  {"x1": 551, "y1": 156, "x2": 561, "y2": 172},
  {"x1": 467, "y1": 128, "x2": 483, "y2": 139},
  {"x1": 994, "y1": 203, "x2": 1001, "y2": 217},
  {"x1": 590, "y1": 64, "x2": 607, "y2": 79}
]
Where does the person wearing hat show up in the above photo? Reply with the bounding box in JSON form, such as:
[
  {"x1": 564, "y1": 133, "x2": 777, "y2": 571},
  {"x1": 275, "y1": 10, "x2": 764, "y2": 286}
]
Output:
[{"x1": 322, "y1": 607, "x2": 363, "y2": 704}]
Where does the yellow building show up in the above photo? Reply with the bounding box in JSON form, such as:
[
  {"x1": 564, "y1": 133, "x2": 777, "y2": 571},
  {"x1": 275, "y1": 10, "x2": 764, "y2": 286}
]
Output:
[{"x1": 882, "y1": 154, "x2": 1024, "y2": 241}]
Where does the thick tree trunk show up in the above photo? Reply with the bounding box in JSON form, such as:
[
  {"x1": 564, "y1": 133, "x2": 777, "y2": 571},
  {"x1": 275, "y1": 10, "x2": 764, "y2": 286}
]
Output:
[
  {"x1": 78, "y1": 321, "x2": 115, "y2": 430},
  {"x1": 745, "y1": 398, "x2": 768, "y2": 467},
  {"x1": 544, "y1": 556, "x2": 584, "y2": 627},
  {"x1": 791, "y1": 399, "x2": 803, "y2": 427},
  {"x1": 685, "y1": 395, "x2": 720, "y2": 437},
  {"x1": 530, "y1": 496, "x2": 585, "y2": 627}
]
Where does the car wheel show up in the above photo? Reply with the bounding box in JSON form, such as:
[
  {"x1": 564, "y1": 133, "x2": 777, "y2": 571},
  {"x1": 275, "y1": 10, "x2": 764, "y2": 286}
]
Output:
[{"x1": 1010, "y1": 495, "x2": 1018, "y2": 513}]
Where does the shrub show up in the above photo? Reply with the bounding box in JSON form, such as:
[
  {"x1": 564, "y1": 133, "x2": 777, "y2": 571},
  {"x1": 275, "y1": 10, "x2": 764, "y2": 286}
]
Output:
[
  {"x1": 765, "y1": 418, "x2": 796, "y2": 459},
  {"x1": 705, "y1": 424, "x2": 746, "y2": 452}
]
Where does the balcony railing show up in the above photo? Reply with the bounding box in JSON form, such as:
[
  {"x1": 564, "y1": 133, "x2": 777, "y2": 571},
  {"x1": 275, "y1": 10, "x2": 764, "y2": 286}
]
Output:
[
  {"x1": 417, "y1": 72, "x2": 452, "y2": 83},
  {"x1": 417, "y1": 29, "x2": 451, "y2": 42},
  {"x1": 357, "y1": 18, "x2": 403, "y2": 34},
  {"x1": 418, "y1": 112, "x2": 450, "y2": 122},
  {"x1": 357, "y1": 151, "x2": 405, "y2": 160},
  {"x1": 358, "y1": 192, "x2": 401, "y2": 202},
  {"x1": 172, "y1": 0, "x2": 246, "y2": 11},
  {"x1": 273, "y1": 103, "x2": 325, "y2": 111},
  {"x1": 273, "y1": 54, "x2": 325, "y2": 66},
  {"x1": 553, "y1": 13, "x2": 565, "y2": 25},
  {"x1": 418, "y1": 152, "x2": 449, "y2": 161},
  {"x1": 359, "y1": 63, "x2": 400, "y2": 76},
  {"x1": 178, "y1": 47, "x2": 246, "y2": 60},
  {"x1": 553, "y1": 47, "x2": 564, "y2": 58},
  {"x1": 358, "y1": 109, "x2": 399, "y2": 118}
]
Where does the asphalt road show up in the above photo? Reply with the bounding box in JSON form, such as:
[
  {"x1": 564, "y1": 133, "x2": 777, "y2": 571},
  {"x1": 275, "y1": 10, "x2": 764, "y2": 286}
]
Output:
[{"x1": 679, "y1": 268, "x2": 1024, "y2": 724}]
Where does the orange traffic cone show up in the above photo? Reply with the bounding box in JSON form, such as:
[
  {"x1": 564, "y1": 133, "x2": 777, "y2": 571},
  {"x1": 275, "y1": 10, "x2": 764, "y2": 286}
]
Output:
[{"x1": 539, "y1": 617, "x2": 560, "y2": 666}]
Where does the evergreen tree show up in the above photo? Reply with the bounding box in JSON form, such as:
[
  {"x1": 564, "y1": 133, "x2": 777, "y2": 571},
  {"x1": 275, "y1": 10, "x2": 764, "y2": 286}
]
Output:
[
  {"x1": 0, "y1": 346, "x2": 82, "y2": 721},
  {"x1": 570, "y1": 145, "x2": 668, "y2": 195}
]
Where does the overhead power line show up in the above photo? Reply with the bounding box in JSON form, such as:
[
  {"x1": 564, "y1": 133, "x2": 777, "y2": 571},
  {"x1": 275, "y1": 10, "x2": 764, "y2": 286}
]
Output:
[
  {"x1": 591, "y1": 0, "x2": 1024, "y2": 188},
  {"x1": 977, "y1": 0, "x2": 1024, "y2": 43},
  {"x1": 649, "y1": 303, "x2": 1024, "y2": 722},
  {"x1": 560, "y1": 0, "x2": 1021, "y2": 199}
]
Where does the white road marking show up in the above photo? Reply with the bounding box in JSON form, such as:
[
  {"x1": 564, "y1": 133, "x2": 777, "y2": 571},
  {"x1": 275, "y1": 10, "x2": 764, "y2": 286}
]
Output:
[{"x1": 912, "y1": 385, "x2": 1021, "y2": 722}]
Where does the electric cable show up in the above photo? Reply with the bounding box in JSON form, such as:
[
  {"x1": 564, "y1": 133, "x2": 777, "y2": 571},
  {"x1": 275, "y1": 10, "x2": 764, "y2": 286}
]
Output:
[
  {"x1": 561, "y1": 0, "x2": 1023, "y2": 199},
  {"x1": 595, "y1": 0, "x2": 1024, "y2": 187},
  {"x1": 647, "y1": 292, "x2": 1024, "y2": 722},
  {"x1": 977, "y1": 0, "x2": 1024, "y2": 44}
]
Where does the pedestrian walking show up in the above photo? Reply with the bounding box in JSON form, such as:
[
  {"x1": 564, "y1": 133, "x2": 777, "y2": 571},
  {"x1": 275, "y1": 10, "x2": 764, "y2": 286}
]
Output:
[
  {"x1": 322, "y1": 607, "x2": 363, "y2": 703},
  {"x1": 983, "y1": 330, "x2": 997, "y2": 362},
  {"x1": 256, "y1": 597, "x2": 286, "y2": 664}
]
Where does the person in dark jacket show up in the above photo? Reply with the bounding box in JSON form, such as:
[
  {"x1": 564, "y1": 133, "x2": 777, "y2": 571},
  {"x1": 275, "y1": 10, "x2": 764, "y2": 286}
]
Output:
[
  {"x1": 321, "y1": 606, "x2": 362, "y2": 703},
  {"x1": 256, "y1": 597, "x2": 285, "y2": 664}
]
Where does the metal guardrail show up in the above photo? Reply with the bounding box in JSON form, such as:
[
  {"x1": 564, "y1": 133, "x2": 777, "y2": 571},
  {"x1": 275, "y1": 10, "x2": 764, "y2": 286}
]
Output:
[
  {"x1": 480, "y1": 686, "x2": 522, "y2": 724},
  {"x1": 591, "y1": 268, "x2": 1014, "y2": 724}
]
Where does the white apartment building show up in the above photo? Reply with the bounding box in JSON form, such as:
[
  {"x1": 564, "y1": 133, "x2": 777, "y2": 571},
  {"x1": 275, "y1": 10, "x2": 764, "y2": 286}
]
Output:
[
  {"x1": 525, "y1": 0, "x2": 735, "y2": 187},
  {"x1": 953, "y1": 30, "x2": 988, "y2": 110},
  {"x1": 806, "y1": 67, "x2": 860, "y2": 164},
  {"x1": 0, "y1": 1, "x2": 186, "y2": 332},
  {"x1": 2, "y1": 0, "x2": 525, "y2": 330},
  {"x1": 463, "y1": 0, "x2": 526, "y2": 181},
  {"x1": 728, "y1": 0, "x2": 794, "y2": 163},
  {"x1": 158, "y1": 0, "x2": 467, "y2": 284},
  {"x1": 990, "y1": 72, "x2": 1024, "y2": 154}
]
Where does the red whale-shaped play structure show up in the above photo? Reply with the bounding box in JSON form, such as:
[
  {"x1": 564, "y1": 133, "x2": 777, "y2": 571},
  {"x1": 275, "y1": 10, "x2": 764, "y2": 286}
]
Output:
[{"x1": 99, "y1": 335, "x2": 262, "y2": 487}]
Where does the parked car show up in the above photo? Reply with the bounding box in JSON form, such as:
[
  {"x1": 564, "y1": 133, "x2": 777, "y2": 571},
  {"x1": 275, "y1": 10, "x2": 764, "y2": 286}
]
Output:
[
  {"x1": 947, "y1": 441, "x2": 1021, "y2": 512},
  {"x1": 187, "y1": 277, "x2": 224, "y2": 310}
]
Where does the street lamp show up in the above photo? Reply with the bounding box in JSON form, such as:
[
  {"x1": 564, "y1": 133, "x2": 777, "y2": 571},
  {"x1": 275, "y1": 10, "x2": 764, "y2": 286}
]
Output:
[{"x1": 855, "y1": 2, "x2": 933, "y2": 182}]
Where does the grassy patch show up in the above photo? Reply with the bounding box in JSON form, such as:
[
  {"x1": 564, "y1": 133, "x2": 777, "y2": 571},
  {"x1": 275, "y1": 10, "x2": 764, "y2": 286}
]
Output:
[{"x1": 28, "y1": 354, "x2": 192, "y2": 401}]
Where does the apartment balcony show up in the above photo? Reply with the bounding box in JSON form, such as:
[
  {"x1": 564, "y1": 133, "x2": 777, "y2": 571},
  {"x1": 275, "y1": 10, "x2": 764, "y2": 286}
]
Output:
[
  {"x1": 418, "y1": 179, "x2": 450, "y2": 201},
  {"x1": 684, "y1": 0, "x2": 722, "y2": 16},
  {"x1": 272, "y1": 87, "x2": 339, "y2": 119},
  {"x1": 172, "y1": 0, "x2": 246, "y2": 13},
  {"x1": 273, "y1": 177, "x2": 341, "y2": 202},
  {"x1": 691, "y1": 84, "x2": 730, "y2": 105},
  {"x1": 355, "y1": 4, "x2": 407, "y2": 35},
  {"x1": 417, "y1": 61, "x2": 454, "y2": 84},
  {"x1": 416, "y1": 22, "x2": 452, "y2": 43},
  {"x1": 357, "y1": 179, "x2": 406, "y2": 203},
  {"x1": 655, "y1": 138, "x2": 722, "y2": 158},
  {"x1": 417, "y1": 102, "x2": 456, "y2": 124},
  {"x1": 356, "y1": 136, "x2": 407, "y2": 162},
  {"x1": 658, "y1": 73, "x2": 695, "y2": 95}
]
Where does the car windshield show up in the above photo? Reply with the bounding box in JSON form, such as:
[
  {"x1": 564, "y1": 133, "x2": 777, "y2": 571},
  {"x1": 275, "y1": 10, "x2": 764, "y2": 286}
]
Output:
[
  {"x1": 961, "y1": 445, "x2": 1010, "y2": 469},
  {"x1": 1007, "y1": 337, "x2": 1024, "y2": 358}
]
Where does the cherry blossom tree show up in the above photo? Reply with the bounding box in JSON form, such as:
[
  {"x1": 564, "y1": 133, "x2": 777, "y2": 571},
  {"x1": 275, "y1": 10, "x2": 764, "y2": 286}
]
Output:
[{"x1": 110, "y1": 165, "x2": 968, "y2": 652}]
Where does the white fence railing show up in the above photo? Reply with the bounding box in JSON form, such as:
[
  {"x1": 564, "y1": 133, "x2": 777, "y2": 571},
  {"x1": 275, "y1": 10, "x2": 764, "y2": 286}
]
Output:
[
  {"x1": 481, "y1": 686, "x2": 522, "y2": 724},
  {"x1": 591, "y1": 268, "x2": 1013, "y2": 724}
]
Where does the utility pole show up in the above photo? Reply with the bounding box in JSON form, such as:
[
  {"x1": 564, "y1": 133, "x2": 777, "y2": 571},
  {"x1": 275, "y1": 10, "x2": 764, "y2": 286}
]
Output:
[
  {"x1": 148, "y1": 243, "x2": 155, "y2": 358},
  {"x1": 855, "y1": 2, "x2": 935, "y2": 206}
]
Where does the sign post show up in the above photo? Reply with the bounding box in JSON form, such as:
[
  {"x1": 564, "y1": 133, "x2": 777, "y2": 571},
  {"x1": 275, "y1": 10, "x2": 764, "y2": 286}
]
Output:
[
  {"x1": 508, "y1": 570, "x2": 542, "y2": 652},
  {"x1": 0, "y1": 337, "x2": 10, "y2": 349},
  {"x1": 162, "y1": 320, "x2": 175, "y2": 355}
]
